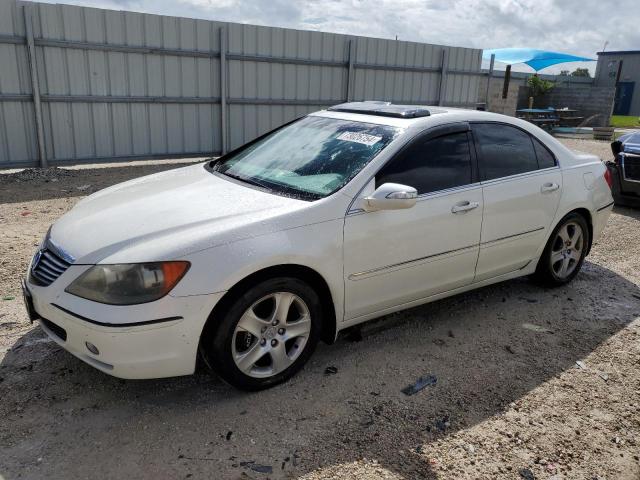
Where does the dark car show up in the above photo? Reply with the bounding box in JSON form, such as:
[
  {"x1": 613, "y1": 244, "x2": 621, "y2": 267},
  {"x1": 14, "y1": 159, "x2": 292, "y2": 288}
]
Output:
[{"x1": 608, "y1": 131, "x2": 640, "y2": 208}]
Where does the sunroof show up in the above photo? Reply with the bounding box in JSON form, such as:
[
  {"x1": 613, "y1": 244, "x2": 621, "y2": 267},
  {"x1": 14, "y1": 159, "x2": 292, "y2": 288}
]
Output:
[{"x1": 328, "y1": 101, "x2": 431, "y2": 119}]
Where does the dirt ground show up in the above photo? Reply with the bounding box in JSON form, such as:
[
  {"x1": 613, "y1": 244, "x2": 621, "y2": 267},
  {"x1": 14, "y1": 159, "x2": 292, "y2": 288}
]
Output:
[{"x1": 1, "y1": 140, "x2": 639, "y2": 480}]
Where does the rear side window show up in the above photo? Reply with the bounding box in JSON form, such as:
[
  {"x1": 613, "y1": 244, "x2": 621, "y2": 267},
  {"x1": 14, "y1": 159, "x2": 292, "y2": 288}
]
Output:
[
  {"x1": 532, "y1": 137, "x2": 557, "y2": 169},
  {"x1": 473, "y1": 123, "x2": 538, "y2": 181},
  {"x1": 376, "y1": 132, "x2": 473, "y2": 194}
]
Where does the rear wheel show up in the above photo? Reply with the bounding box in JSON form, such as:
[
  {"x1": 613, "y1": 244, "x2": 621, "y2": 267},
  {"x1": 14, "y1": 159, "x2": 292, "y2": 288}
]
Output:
[
  {"x1": 533, "y1": 212, "x2": 589, "y2": 286},
  {"x1": 203, "y1": 277, "x2": 322, "y2": 390}
]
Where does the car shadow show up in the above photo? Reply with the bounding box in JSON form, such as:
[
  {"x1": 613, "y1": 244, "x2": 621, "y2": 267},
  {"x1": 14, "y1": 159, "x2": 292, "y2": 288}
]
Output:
[
  {"x1": 1, "y1": 260, "x2": 639, "y2": 479},
  {"x1": 613, "y1": 204, "x2": 640, "y2": 219}
]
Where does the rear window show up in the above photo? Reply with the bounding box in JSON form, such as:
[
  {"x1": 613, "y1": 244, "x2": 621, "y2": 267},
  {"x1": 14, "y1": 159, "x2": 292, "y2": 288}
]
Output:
[
  {"x1": 473, "y1": 123, "x2": 539, "y2": 181},
  {"x1": 532, "y1": 137, "x2": 557, "y2": 169}
]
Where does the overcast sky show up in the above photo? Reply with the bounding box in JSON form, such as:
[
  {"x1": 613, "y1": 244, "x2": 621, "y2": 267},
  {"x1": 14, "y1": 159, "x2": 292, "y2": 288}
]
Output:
[{"x1": 41, "y1": 0, "x2": 640, "y2": 75}]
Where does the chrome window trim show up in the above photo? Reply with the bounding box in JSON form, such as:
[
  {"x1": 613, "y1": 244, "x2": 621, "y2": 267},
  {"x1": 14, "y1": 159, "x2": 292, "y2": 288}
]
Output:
[
  {"x1": 415, "y1": 182, "x2": 481, "y2": 201},
  {"x1": 347, "y1": 182, "x2": 483, "y2": 215},
  {"x1": 479, "y1": 166, "x2": 560, "y2": 186}
]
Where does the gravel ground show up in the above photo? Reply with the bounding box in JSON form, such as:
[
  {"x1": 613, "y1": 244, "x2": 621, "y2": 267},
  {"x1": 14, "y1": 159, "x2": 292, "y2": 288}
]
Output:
[{"x1": 1, "y1": 140, "x2": 639, "y2": 480}]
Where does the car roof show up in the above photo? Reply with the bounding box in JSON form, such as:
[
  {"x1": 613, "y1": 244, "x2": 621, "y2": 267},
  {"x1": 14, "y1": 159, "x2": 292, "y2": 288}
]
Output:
[
  {"x1": 311, "y1": 102, "x2": 522, "y2": 129},
  {"x1": 311, "y1": 101, "x2": 580, "y2": 165}
]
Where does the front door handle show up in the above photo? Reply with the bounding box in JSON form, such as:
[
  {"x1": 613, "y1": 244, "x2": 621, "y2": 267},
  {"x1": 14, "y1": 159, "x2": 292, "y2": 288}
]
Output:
[
  {"x1": 451, "y1": 201, "x2": 480, "y2": 214},
  {"x1": 541, "y1": 182, "x2": 560, "y2": 193}
]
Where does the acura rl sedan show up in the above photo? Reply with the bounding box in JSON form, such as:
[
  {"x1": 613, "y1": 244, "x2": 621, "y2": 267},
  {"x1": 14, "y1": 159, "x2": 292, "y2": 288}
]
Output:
[{"x1": 23, "y1": 102, "x2": 614, "y2": 390}]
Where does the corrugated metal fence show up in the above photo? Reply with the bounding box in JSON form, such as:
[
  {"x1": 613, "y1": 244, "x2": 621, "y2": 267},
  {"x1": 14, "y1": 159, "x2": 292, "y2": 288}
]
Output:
[{"x1": 0, "y1": 0, "x2": 483, "y2": 168}]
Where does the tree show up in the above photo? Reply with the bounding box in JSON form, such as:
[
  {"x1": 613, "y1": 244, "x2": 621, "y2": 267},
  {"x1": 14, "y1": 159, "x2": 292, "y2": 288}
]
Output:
[
  {"x1": 560, "y1": 70, "x2": 570, "y2": 76},
  {"x1": 527, "y1": 75, "x2": 555, "y2": 98},
  {"x1": 570, "y1": 67, "x2": 591, "y2": 77}
]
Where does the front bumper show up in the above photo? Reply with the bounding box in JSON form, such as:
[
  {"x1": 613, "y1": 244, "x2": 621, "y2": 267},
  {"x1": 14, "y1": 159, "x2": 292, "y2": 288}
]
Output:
[
  {"x1": 24, "y1": 276, "x2": 224, "y2": 379},
  {"x1": 608, "y1": 161, "x2": 640, "y2": 208}
]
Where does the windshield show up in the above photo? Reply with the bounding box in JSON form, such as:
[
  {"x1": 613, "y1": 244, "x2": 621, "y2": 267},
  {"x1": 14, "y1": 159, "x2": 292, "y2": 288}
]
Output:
[{"x1": 213, "y1": 116, "x2": 401, "y2": 200}]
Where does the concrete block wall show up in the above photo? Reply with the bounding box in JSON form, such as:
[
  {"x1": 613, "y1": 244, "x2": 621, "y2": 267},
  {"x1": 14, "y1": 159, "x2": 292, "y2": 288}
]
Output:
[
  {"x1": 477, "y1": 76, "x2": 520, "y2": 116},
  {"x1": 516, "y1": 86, "x2": 615, "y2": 127},
  {"x1": 477, "y1": 70, "x2": 594, "y2": 118}
]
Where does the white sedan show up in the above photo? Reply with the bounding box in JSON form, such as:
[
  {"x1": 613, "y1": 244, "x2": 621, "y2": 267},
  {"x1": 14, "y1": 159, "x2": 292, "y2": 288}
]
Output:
[{"x1": 23, "y1": 102, "x2": 614, "y2": 390}]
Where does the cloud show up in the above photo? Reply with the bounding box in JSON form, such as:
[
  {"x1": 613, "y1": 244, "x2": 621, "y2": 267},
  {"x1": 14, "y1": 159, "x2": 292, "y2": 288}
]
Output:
[{"x1": 37, "y1": 0, "x2": 640, "y2": 74}]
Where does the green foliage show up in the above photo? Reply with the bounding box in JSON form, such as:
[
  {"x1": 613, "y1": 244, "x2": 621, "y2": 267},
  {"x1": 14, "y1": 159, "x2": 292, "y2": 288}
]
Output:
[
  {"x1": 610, "y1": 115, "x2": 640, "y2": 128},
  {"x1": 570, "y1": 68, "x2": 591, "y2": 77},
  {"x1": 527, "y1": 75, "x2": 555, "y2": 98}
]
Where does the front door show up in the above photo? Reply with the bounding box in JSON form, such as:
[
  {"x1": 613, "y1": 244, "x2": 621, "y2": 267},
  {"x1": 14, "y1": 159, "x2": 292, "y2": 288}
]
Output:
[
  {"x1": 614, "y1": 82, "x2": 635, "y2": 115},
  {"x1": 472, "y1": 122, "x2": 563, "y2": 281},
  {"x1": 343, "y1": 124, "x2": 483, "y2": 320}
]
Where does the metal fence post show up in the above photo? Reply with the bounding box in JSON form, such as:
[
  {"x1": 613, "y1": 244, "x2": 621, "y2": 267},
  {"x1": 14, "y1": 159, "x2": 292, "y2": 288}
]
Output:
[
  {"x1": 438, "y1": 49, "x2": 448, "y2": 106},
  {"x1": 23, "y1": 4, "x2": 47, "y2": 168},
  {"x1": 219, "y1": 26, "x2": 228, "y2": 155},
  {"x1": 485, "y1": 53, "x2": 495, "y2": 110},
  {"x1": 346, "y1": 39, "x2": 355, "y2": 102}
]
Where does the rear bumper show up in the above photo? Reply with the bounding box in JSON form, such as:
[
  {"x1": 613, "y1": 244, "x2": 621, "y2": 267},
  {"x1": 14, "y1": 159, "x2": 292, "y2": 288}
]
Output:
[{"x1": 27, "y1": 280, "x2": 224, "y2": 379}]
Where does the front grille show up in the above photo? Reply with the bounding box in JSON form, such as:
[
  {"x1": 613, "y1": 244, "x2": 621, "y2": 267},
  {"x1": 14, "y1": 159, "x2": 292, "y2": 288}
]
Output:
[
  {"x1": 31, "y1": 248, "x2": 72, "y2": 286},
  {"x1": 622, "y1": 153, "x2": 640, "y2": 182},
  {"x1": 40, "y1": 318, "x2": 67, "y2": 341}
]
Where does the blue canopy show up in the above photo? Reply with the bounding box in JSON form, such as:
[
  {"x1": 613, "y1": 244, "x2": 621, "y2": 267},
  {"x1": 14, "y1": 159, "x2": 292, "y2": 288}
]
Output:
[{"x1": 482, "y1": 48, "x2": 595, "y2": 72}]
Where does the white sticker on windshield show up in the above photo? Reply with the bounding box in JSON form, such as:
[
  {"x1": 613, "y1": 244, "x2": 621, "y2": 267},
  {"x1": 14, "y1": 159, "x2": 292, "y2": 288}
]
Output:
[{"x1": 337, "y1": 131, "x2": 382, "y2": 146}]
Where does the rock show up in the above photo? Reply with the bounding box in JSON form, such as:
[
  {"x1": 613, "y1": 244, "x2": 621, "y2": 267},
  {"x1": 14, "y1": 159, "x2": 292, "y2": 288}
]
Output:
[
  {"x1": 519, "y1": 467, "x2": 535, "y2": 480},
  {"x1": 463, "y1": 444, "x2": 475, "y2": 454}
]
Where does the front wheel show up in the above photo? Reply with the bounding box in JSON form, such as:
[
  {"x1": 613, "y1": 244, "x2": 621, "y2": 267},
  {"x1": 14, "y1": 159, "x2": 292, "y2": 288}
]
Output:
[
  {"x1": 533, "y1": 212, "x2": 589, "y2": 286},
  {"x1": 202, "y1": 277, "x2": 322, "y2": 390}
]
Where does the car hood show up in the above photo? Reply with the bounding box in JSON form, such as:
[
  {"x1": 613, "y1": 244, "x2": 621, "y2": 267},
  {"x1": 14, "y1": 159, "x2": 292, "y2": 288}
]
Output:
[
  {"x1": 620, "y1": 130, "x2": 640, "y2": 154},
  {"x1": 50, "y1": 163, "x2": 311, "y2": 263}
]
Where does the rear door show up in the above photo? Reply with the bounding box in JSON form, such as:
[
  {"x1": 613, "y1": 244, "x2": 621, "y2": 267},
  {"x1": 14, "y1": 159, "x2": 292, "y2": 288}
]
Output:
[{"x1": 472, "y1": 122, "x2": 562, "y2": 282}]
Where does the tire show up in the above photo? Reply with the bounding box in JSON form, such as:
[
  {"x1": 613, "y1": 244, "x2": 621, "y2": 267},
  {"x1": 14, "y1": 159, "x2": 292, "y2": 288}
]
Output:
[
  {"x1": 533, "y1": 212, "x2": 590, "y2": 287},
  {"x1": 202, "y1": 277, "x2": 322, "y2": 391}
]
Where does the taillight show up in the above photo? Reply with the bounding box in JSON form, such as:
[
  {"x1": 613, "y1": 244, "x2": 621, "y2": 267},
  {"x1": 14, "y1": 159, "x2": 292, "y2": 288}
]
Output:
[{"x1": 604, "y1": 168, "x2": 613, "y2": 189}]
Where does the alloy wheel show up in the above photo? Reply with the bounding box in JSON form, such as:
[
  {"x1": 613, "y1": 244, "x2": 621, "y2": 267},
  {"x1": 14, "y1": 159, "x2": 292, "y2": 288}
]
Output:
[
  {"x1": 231, "y1": 292, "x2": 311, "y2": 378},
  {"x1": 550, "y1": 221, "x2": 584, "y2": 279}
]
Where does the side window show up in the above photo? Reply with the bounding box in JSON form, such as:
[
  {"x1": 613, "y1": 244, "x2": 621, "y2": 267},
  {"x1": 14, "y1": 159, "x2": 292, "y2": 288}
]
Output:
[
  {"x1": 473, "y1": 123, "x2": 538, "y2": 181},
  {"x1": 532, "y1": 137, "x2": 557, "y2": 169},
  {"x1": 376, "y1": 132, "x2": 472, "y2": 194}
]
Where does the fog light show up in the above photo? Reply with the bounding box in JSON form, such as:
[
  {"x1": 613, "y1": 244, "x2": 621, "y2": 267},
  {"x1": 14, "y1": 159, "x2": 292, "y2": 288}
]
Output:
[{"x1": 85, "y1": 342, "x2": 99, "y2": 355}]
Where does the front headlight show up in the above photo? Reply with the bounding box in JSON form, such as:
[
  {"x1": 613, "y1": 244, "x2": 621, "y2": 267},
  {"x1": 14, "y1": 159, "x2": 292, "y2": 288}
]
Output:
[{"x1": 65, "y1": 262, "x2": 190, "y2": 305}]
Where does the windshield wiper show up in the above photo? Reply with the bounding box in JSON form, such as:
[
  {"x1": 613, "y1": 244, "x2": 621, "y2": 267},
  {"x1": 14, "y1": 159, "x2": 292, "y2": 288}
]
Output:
[{"x1": 220, "y1": 171, "x2": 273, "y2": 191}]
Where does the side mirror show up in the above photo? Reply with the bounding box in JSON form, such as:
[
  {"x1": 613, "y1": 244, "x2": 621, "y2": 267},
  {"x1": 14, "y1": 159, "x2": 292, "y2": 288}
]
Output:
[
  {"x1": 611, "y1": 140, "x2": 623, "y2": 156},
  {"x1": 363, "y1": 183, "x2": 418, "y2": 212}
]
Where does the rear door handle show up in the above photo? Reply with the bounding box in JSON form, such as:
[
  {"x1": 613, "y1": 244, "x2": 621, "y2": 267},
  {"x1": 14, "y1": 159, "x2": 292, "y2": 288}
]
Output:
[
  {"x1": 451, "y1": 201, "x2": 480, "y2": 214},
  {"x1": 541, "y1": 182, "x2": 560, "y2": 193}
]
